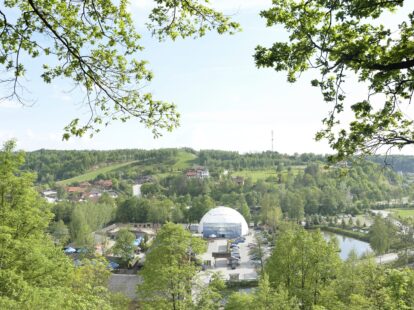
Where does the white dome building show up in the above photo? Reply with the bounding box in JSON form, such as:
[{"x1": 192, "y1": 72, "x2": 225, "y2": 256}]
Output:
[{"x1": 198, "y1": 206, "x2": 249, "y2": 238}]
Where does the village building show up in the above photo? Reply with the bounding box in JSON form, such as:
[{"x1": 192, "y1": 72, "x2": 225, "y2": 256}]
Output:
[
  {"x1": 232, "y1": 176, "x2": 245, "y2": 186},
  {"x1": 42, "y1": 190, "x2": 58, "y2": 203},
  {"x1": 185, "y1": 166, "x2": 210, "y2": 179},
  {"x1": 94, "y1": 179, "x2": 113, "y2": 189}
]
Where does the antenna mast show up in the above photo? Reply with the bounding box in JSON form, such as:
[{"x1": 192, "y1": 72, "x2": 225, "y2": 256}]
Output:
[{"x1": 271, "y1": 130, "x2": 274, "y2": 152}]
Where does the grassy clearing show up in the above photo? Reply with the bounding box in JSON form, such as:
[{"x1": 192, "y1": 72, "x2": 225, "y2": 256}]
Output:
[
  {"x1": 387, "y1": 208, "x2": 414, "y2": 218},
  {"x1": 57, "y1": 161, "x2": 136, "y2": 185},
  {"x1": 233, "y1": 170, "x2": 277, "y2": 182},
  {"x1": 232, "y1": 166, "x2": 305, "y2": 182},
  {"x1": 57, "y1": 150, "x2": 196, "y2": 185},
  {"x1": 172, "y1": 150, "x2": 197, "y2": 170},
  {"x1": 138, "y1": 151, "x2": 196, "y2": 180}
]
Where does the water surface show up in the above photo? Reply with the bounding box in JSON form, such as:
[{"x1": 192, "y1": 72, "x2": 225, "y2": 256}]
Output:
[{"x1": 323, "y1": 231, "x2": 372, "y2": 260}]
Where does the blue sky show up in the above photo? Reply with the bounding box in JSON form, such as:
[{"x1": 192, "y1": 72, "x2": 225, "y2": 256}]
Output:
[{"x1": 1, "y1": 0, "x2": 414, "y2": 155}]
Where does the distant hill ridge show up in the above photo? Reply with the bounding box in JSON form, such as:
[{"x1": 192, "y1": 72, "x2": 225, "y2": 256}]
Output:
[{"x1": 23, "y1": 148, "x2": 414, "y2": 184}]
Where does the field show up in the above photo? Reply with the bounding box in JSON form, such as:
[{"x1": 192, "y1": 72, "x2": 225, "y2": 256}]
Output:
[
  {"x1": 172, "y1": 150, "x2": 197, "y2": 170},
  {"x1": 55, "y1": 151, "x2": 306, "y2": 184},
  {"x1": 57, "y1": 161, "x2": 136, "y2": 185},
  {"x1": 137, "y1": 150, "x2": 197, "y2": 179},
  {"x1": 56, "y1": 151, "x2": 197, "y2": 185},
  {"x1": 232, "y1": 170, "x2": 277, "y2": 182},
  {"x1": 233, "y1": 166, "x2": 305, "y2": 182},
  {"x1": 387, "y1": 208, "x2": 414, "y2": 219}
]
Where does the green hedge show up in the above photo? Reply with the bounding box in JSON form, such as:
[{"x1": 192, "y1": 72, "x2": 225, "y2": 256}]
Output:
[
  {"x1": 308, "y1": 225, "x2": 370, "y2": 242},
  {"x1": 226, "y1": 279, "x2": 258, "y2": 289}
]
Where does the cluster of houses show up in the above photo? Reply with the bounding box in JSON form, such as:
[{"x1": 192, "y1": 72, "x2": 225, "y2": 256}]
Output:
[
  {"x1": 42, "y1": 179, "x2": 118, "y2": 203},
  {"x1": 185, "y1": 166, "x2": 210, "y2": 179},
  {"x1": 66, "y1": 180, "x2": 118, "y2": 201},
  {"x1": 184, "y1": 167, "x2": 247, "y2": 186}
]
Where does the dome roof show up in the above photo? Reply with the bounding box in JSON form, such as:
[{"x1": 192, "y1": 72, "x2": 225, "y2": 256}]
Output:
[{"x1": 198, "y1": 206, "x2": 249, "y2": 236}]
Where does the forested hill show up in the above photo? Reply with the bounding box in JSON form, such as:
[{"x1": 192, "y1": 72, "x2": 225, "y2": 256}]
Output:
[
  {"x1": 197, "y1": 150, "x2": 325, "y2": 170},
  {"x1": 23, "y1": 148, "x2": 326, "y2": 184},
  {"x1": 23, "y1": 148, "x2": 414, "y2": 185},
  {"x1": 24, "y1": 148, "x2": 181, "y2": 183},
  {"x1": 26, "y1": 148, "x2": 414, "y2": 219}
]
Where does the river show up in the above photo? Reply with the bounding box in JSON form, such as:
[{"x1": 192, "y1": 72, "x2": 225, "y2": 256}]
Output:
[{"x1": 322, "y1": 231, "x2": 372, "y2": 260}]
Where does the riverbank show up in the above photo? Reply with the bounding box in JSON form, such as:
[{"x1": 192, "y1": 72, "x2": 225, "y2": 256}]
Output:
[{"x1": 307, "y1": 225, "x2": 370, "y2": 242}]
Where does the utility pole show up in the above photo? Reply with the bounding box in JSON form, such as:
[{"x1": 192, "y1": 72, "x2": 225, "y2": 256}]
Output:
[{"x1": 271, "y1": 130, "x2": 274, "y2": 152}]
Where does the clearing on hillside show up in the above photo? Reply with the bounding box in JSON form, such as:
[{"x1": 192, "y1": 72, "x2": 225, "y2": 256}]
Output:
[{"x1": 57, "y1": 161, "x2": 136, "y2": 185}]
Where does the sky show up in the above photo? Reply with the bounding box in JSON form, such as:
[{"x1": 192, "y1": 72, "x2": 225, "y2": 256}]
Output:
[{"x1": 1, "y1": 0, "x2": 414, "y2": 155}]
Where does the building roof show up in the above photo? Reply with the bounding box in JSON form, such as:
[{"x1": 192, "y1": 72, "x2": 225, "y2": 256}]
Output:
[
  {"x1": 95, "y1": 179, "x2": 113, "y2": 187},
  {"x1": 66, "y1": 186, "x2": 85, "y2": 193},
  {"x1": 186, "y1": 170, "x2": 197, "y2": 177},
  {"x1": 198, "y1": 206, "x2": 249, "y2": 236}
]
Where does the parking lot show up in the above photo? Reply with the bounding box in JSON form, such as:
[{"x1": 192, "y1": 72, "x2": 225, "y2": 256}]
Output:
[{"x1": 199, "y1": 231, "x2": 258, "y2": 282}]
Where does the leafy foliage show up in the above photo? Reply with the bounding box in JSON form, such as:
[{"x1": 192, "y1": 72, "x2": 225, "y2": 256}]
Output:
[
  {"x1": 369, "y1": 215, "x2": 396, "y2": 255},
  {"x1": 147, "y1": 0, "x2": 240, "y2": 41},
  {"x1": 0, "y1": 141, "x2": 128, "y2": 309},
  {"x1": 137, "y1": 222, "x2": 206, "y2": 309},
  {"x1": 261, "y1": 225, "x2": 414, "y2": 309},
  {"x1": 225, "y1": 273, "x2": 299, "y2": 310},
  {"x1": 112, "y1": 228, "x2": 135, "y2": 266},
  {"x1": 255, "y1": 0, "x2": 414, "y2": 160},
  {"x1": 0, "y1": 1, "x2": 238, "y2": 139},
  {"x1": 265, "y1": 227, "x2": 341, "y2": 308}
]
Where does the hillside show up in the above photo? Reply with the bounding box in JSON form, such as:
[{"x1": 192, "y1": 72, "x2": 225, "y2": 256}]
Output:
[
  {"x1": 25, "y1": 149, "x2": 322, "y2": 185},
  {"x1": 53, "y1": 149, "x2": 197, "y2": 186},
  {"x1": 56, "y1": 161, "x2": 137, "y2": 186}
]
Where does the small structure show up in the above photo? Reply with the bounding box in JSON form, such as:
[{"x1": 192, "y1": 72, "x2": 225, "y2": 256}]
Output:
[
  {"x1": 198, "y1": 206, "x2": 249, "y2": 238},
  {"x1": 79, "y1": 182, "x2": 92, "y2": 188},
  {"x1": 95, "y1": 179, "x2": 113, "y2": 189},
  {"x1": 42, "y1": 190, "x2": 58, "y2": 203},
  {"x1": 136, "y1": 175, "x2": 153, "y2": 184},
  {"x1": 64, "y1": 247, "x2": 76, "y2": 254},
  {"x1": 232, "y1": 176, "x2": 245, "y2": 186},
  {"x1": 88, "y1": 188, "x2": 102, "y2": 199},
  {"x1": 66, "y1": 186, "x2": 87, "y2": 200},
  {"x1": 132, "y1": 184, "x2": 142, "y2": 197},
  {"x1": 186, "y1": 166, "x2": 209, "y2": 179},
  {"x1": 66, "y1": 186, "x2": 85, "y2": 193},
  {"x1": 103, "y1": 223, "x2": 159, "y2": 240}
]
